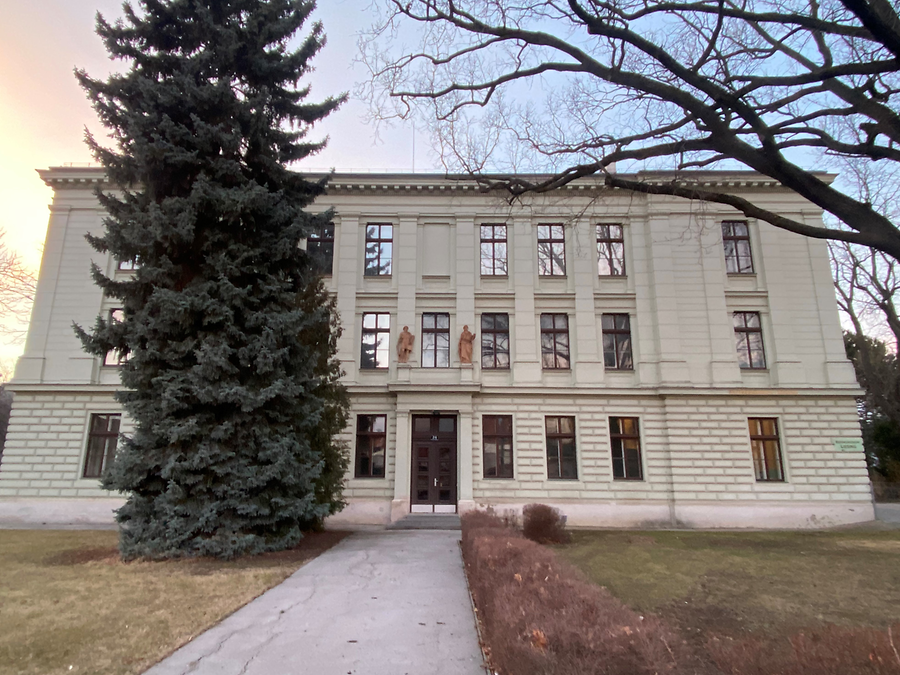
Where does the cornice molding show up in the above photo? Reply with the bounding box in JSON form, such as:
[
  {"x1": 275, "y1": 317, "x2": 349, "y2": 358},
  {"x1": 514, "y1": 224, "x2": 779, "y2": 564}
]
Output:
[{"x1": 38, "y1": 166, "x2": 835, "y2": 194}]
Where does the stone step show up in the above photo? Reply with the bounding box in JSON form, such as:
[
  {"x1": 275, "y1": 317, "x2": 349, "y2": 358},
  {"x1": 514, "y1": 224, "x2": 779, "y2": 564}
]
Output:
[{"x1": 387, "y1": 514, "x2": 461, "y2": 530}]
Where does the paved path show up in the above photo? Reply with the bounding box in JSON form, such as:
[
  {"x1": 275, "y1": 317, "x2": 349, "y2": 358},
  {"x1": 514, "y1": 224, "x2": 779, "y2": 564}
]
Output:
[{"x1": 144, "y1": 530, "x2": 486, "y2": 675}]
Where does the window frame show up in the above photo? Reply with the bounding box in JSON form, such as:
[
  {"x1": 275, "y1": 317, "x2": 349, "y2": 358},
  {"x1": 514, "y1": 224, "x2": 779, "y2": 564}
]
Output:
[
  {"x1": 355, "y1": 414, "x2": 387, "y2": 478},
  {"x1": 537, "y1": 224, "x2": 566, "y2": 276},
  {"x1": 116, "y1": 258, "x2": 138, "y2": 271},
  {"x1": 307, "y1": 222, "x2": 335, "y2": 275},
  {"x1": 734, "y1": 311, "x2": 767, "y2": 370},
  {"x1": 480, "y1": 313, "x2": 510, "y2": 370},
  {"x1": 609, "y1": 416, "x2": 643, "y2": 480},
  {"x1": 601, "y1": 313, "x2": 634, "y2": 370},
  {"x1": 364, "y1": 222, "x2": 393, "y2": 277},
  {"x1": 545, "y1": 415, "x2": 578, "y2": 480},
  {"x1": 482, "y1": 414, "x2": 514, "y2": 479},
  {"x1": 102, "y1": 308, "x2": 128, "y2": 367},
  {"x1": 360, "y1": 313, "x2": 391, "y2": 370},
  {"x1": 540, "y1": 313, "x2": 570, "y2": 370},
  {"x1": 596, "y1": 224, "x2": 626, "y2": 276},
  {"x1": 82, "y1": 413, "x2": 121, "y2": 479},
  {"x1": 421, "y1": 312, "x2": 451, "y2": 368},
  {"x1": 722, "y1": 220, "x2": 755, "y2": 274},
  {"x1": 480, "y1": 224, "x2": 508, "y2": 276},
  {"x1": 748, "y1": 417, "x2": 785, "y2": 482}
]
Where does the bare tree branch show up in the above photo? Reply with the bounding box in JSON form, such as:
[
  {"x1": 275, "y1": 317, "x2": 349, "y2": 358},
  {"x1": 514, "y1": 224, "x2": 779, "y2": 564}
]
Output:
[{"x1": 359, "y1": 0, "x2": 900, "y2": 260}]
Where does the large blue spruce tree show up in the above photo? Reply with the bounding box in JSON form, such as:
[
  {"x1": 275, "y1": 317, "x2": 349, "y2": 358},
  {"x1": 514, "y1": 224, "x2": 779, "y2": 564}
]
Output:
[{"x1": 75, "y1": 0, "x2": 349, "y2": 559}]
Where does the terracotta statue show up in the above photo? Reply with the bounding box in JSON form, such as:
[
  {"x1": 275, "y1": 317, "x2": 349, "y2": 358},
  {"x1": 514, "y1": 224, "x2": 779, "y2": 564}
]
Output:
[
  {"x1": 458, "y1": 325, "x2": 476, "y2": 364},
  {"x1": 397, "y1": 326, "x2": 415, "y2": 363}
]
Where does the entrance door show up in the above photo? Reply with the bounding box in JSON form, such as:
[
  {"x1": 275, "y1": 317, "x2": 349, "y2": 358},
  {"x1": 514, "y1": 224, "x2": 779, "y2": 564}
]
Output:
[{"x1": 411, "y1": 414, "x2": 458, "y2": 513}]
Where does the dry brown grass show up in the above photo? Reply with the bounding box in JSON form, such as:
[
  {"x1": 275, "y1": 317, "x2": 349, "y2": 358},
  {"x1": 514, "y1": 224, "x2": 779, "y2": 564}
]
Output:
[{"x1": 0, "y1": 528, "x2": 348, "y2": 675}]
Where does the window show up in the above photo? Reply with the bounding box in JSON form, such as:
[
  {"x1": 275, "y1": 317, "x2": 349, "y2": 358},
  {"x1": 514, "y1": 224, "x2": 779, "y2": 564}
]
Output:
[
  {"x1": 116, "y1": 258, "x2": 137, "y2": 271},
  {"x1": 422, "y1": 313, "x2": 450, "y2": 367},
  {"x1": 537, "y1": 224, "x2": 566, "y2": 276},
  {"x1": 360, "y1": 313, "x2": 390, "y2": 369},
  {"x1": 483, "y1": 415, "x2": 513, "y2": 478},
  {"x1": 480, "y1": 224, "x2": 508, "y2": 275},
  {"x1": 83, "y1": 413, "x2": 121, "y2": 478},
  {"x1": 307, "y1": 223, "x2": 335, "y2": 275},
  {"x1": 355, "y1": 414, "x2": 387, "y2": 478},
  {"x1": 540, "y1": 313, "x2": 570, "y2": 369},
  {"x1": 546, "y1": 416, "x2": 577, "y2": 479},
  {"x1": 596, "y1": 224, "x2": 626, "y2": 276},
  {"x1": 734, "y1": 311, "x2": 766, "y2": 369},
  {"x1": 103, "y1": 309, "x2": 128, "y2": 367},
  {"x1": 609, "y1": 417, "x2": 642, "y2": 480},
  {"x1": 748, "y1": 417, "x2": 784, "y2": 481},
  {"x1": 364, "y1": 223, "x2": 393, "y2": 276},
  {"x1": 601, "y1": 313, "x2": 633, "y2": 370},
  {"x1": 480, "y1": 313, "x2": 510, "y2": 369},
  {"x1": 722, "y1": 220, "x2": 754, "y2": 274}
]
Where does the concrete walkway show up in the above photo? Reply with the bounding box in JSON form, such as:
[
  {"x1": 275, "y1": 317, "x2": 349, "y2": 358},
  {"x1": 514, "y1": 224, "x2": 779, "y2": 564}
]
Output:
[{"x1": 144, "y1": 530, "x2": 487, "y2": 675}]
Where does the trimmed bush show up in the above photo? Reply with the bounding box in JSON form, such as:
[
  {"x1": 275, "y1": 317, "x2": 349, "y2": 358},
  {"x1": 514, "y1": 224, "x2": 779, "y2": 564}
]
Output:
[{"x1": 522, "y1": 503, "x2": 570, "y2": 544}]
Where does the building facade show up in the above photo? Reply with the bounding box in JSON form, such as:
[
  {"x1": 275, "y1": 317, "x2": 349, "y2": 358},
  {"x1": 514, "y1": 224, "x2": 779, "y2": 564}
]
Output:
[{"x1": 0, "y1": 167, "x2": 875, "y2": 527}]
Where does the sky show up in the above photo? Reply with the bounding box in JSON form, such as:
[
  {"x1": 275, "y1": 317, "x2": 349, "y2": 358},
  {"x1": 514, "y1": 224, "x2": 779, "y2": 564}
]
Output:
[{"x1": 0, "y1": 0, "x2": 433, "y2": 361}]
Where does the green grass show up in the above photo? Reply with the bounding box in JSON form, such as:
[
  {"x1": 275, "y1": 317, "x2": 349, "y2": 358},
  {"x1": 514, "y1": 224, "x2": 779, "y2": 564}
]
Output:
[
  {"x1": 0, "y1": 529, "x2": 347, "y2": 675},
  {"x1": 557, "y1": 529, "x2": 900, "y2": 636}
]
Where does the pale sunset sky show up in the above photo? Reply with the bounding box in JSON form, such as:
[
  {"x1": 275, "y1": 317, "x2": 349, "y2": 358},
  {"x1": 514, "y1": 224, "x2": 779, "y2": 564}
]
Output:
[{"x1": 0, "y1": 0, "x2": 431, "y2": 362}]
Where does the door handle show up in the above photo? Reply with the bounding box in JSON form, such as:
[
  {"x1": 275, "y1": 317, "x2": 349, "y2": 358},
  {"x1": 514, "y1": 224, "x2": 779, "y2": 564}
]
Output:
[{"x1": 434, "y1": 478, "x2": 438, "y2": 487}]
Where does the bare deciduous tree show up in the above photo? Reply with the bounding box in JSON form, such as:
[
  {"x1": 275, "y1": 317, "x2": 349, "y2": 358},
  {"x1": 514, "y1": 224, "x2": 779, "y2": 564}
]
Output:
[
  {"x1": 359, "y1": 0, "x2": 900, "y2": 260},
  {"x1": 0, "y1": 230, "x2": 36, "y2": 342}
]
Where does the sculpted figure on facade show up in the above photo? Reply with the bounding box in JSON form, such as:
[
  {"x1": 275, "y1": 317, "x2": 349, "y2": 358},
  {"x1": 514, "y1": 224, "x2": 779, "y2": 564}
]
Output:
[
  {"x1": 458, "y1": 325, "x2": 476, "y2": 364},
  {"x1": 397, "y1": 326, "x2": 415, "y2": 363}
]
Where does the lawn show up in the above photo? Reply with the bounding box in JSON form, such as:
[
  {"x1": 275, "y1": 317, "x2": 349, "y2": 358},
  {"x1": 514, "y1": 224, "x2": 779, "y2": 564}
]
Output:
[
  {"x1": 558, "y1": 528, "x2": 900, "y2": 639},
  {"x1": 0, "y1": 529, "x2": 348, "y2": 675}
]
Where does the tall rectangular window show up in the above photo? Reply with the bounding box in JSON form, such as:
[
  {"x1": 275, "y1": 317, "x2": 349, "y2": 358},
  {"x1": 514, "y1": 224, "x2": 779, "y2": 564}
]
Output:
[
  {"x1": 609, "y1": 417, "x2": 642, "y2": 480},
  {"x1": 483, "y1": 415, "x2": 513, "y2": 478},
  {"x1": 83, "y1": 413, "x2": 121, "y2": 478},
  {"x1": 356, "y1": 414, "x2": 387, "y2": 478},
  {"x1": 734, "y1": 311, "x2": 766, "y2": 369},
  {"x1": 546, "y1": 416, "x2": 577, "y2": 479},
  {"x1": 480, "y1": 313, "x2": 510, "y2": 369},
  {"x1": 480, "y1": 224, "x2": 508, "y2": 276},
  {"x1": 422, "y1": 313, "x2": 450, "y2": 367},
  {"x1": 540, "y1": 314, "x2": 570, "y2": 369},
  {"x1": 364, "y1": 223, "x2": 393, "y2": 276},
  {"x1": 748, "y1": 418, "x2": 784, "y2": 481},
  {"x1": 722, "y1": 220, "x2": 754, "y2": 274},
  {"x1": 308, "y1": 223, "x2": 335, "y2": 275},
  {"x1": 596, "y1": 224, "x2": 626, "y2": 276},
  {"x1": 360, "y1": 313, "x2": 390, "y2": 369},
  {"x1": 537, "y1": 224, "x2": 566, "y2": 276},
  {"x1": 601, "y1": 313, "x2": 633, "y2": 370},
  {"x1": 103, "y1": 309, "x2": 128, "y2": 367}
]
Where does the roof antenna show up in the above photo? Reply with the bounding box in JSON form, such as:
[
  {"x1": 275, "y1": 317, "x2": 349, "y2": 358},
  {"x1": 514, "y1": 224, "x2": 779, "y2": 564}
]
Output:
[{"x1": 412, "y1": 120, "x2": 416, "y2": 173}]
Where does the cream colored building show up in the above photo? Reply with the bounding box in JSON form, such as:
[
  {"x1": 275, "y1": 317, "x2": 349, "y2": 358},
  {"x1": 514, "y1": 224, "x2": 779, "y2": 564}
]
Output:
[{"x1": 0, "y1": 167, "x2": 875, "y2": 527}]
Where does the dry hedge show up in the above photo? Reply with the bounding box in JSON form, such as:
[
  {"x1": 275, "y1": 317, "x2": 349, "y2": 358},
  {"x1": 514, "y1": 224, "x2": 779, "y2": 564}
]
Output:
[
  {"x1": 460, "y1": 510, "x2": 900, "y2": 675},
  {"x1": 461, "y1": 511, "x2": 686, "y2": 675}
]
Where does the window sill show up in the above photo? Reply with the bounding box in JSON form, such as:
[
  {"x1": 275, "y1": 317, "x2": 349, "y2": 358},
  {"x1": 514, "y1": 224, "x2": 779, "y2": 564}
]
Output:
[
  {"x1": 352, "y1": 475, "x2": 388, "y2": 480},
  {"x1": 613, "y1": 477, "x2": 644, "y2": 482},
  {"x1": 482, "y1": 476, "x2": 515, "y2": 480}
]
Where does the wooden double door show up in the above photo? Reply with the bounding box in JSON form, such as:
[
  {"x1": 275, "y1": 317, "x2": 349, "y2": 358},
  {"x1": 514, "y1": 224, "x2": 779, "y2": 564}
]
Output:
[{"x1": 411, "y1": 414, "x2": 458, "y2": 512}]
